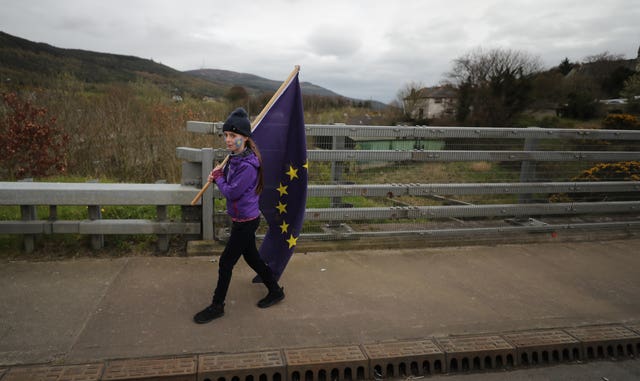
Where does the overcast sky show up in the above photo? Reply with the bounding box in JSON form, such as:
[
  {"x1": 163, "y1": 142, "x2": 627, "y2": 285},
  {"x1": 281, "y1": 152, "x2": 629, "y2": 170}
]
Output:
[{"x1": 1, "y1": 0, "x2": 639, "y2": 103}]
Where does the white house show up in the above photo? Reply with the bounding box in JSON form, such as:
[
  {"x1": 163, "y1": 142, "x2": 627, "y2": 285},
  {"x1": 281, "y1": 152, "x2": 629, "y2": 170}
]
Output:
[{"x1": 404, "y1": 86, "x2": 457, "y2": 120}]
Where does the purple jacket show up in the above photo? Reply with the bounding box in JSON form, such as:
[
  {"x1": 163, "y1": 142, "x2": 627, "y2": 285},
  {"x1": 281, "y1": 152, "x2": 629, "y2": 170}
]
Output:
[{"x1": 214, "y1": 150, "x2": 260, "y2": 221}]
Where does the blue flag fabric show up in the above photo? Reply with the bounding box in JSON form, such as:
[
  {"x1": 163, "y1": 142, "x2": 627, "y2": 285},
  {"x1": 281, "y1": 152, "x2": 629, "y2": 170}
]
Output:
[{"x1": 251, "y1": 73, "x2": 307, "y2": 280}]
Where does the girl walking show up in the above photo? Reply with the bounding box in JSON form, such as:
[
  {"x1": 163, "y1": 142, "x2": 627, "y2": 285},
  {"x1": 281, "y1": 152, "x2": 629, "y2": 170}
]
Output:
[{"x1": 194, "y1": 108, "x2": 284, "y2": 324}]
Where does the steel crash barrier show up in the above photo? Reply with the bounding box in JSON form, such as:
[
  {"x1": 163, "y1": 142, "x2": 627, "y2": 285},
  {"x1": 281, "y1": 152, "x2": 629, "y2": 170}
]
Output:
[
  {"x1": 180, "y1": 122, "x2": 640, "y2": 245},
  {"x1": 1, "y1": 123, "x2": 640, "y2": 252},
  {"x1": 0, "y1": 182, "x2": 200, "y2": 252}
]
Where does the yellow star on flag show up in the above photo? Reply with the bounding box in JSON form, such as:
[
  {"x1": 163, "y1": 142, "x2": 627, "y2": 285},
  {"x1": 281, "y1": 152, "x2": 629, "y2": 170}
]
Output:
[
  {"x1": 276, "y1": 201, "x2": 287, "y2": 214},
  {"x1": 303, "y1": 160, "x2": 309, "y2": 170},
  {"x1": 286, "y1": 165, "x2": 298, "y2": 180},
  {"x1": 276, "y1": 183, "x2": 288, "y2": 197},
  {"x1": 279, "y1": 220, "x2": 289, "y2": 234},
  {"x1": 286, "y1": 234, "x2": 298, "y2": 249}
]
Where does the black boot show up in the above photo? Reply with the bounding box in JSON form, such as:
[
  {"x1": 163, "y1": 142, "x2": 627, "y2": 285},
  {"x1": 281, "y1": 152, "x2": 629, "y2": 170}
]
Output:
[
  {"x1": 257, "y1": 287, "x2": 285, "y2": 308},
  {"x1": 252, "y1": 274, "x2": 263, "y2": 284},
  {"x1": 193, "y1": 303, "x2": 224, "y2": 324}
]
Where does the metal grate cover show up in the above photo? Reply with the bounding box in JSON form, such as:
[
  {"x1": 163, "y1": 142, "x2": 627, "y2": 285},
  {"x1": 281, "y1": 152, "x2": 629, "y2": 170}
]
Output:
[
  {"x1": 2, "y1": 363, "x2": 104, "y2": 381},
  {"x1": 565, "y1": 324, "x2": 640, "y2": 360},
  {"x1": 198, "y1": 351, "x2": 285, "y2": 381},
  {"x1": 102, "y1": 356, "x2": 196, "y2": 381},
  {"x1": 436, "y1": 335, "x2": 516, "y2": 372},
  {"x1": 503, "y1": 329, "x2": 581, "y2": 365},
  {"x1": 284, "y1": 346, "x2": 368, "y2": 381},
  {"x1": 363, "y1": 339, "x2": 445, "y2": 377}
]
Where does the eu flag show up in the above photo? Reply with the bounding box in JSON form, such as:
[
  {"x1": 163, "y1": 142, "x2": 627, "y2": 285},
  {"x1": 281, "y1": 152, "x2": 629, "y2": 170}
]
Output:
[{"x1": 251, "y1": 70, "x2": 307, "y2": 280}]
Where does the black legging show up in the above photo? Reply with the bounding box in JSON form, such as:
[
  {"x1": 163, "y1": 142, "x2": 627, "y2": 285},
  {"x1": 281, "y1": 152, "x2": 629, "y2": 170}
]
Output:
[{"x1": 212, "y1": 217, "x2": 278, "y2": 305}]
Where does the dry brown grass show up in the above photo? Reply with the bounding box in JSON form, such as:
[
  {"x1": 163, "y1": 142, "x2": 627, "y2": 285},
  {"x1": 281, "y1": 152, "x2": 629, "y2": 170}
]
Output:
[
  {"x1": 469, "y1": 161, "x2": 492, "y2": 172},
  {"x1": 31, "y1": 82, "x2": 229, "y2": 183}
]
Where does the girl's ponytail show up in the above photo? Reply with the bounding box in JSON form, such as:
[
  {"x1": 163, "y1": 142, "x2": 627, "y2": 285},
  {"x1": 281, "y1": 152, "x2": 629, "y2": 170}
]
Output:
[{"x1": 247, "y1": 138, "x2": 264, "y2": 194}]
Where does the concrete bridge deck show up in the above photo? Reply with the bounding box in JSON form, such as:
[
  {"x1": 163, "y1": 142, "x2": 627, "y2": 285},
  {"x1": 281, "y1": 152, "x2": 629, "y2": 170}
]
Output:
[{"x1": 1, "y1": 238, "x2": 640, "y2": 379}]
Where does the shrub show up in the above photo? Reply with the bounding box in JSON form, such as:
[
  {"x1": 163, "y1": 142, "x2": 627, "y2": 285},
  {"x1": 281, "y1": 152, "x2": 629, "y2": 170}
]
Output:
[
  {"x1": 573, "y1": 161, "x2": 640, "y2": 182},
  {"x1": 602, "y1": 113, "x2": 639, "y2": 130},
  {"x1": 0, "y1": 92, "x2": 69, "y2": 179},
  {"x1": 549, "y1": 161, "x2": 640, "y2": 202}
]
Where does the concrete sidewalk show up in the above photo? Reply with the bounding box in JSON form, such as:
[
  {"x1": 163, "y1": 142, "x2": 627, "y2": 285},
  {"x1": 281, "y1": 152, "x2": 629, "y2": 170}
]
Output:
[{"x1": 1, "y1": 239, "x2": 640, "y2": 368}]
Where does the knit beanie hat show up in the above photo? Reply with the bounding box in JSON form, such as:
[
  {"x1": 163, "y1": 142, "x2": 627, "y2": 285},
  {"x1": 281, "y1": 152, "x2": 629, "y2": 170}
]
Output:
[{"x1": 223, "y1": 108, "x2": 252, "y2": 137}]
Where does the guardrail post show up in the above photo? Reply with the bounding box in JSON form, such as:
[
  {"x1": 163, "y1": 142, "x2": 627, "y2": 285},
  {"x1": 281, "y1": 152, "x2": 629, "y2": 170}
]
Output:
[
  {"x1": 330, "y1": 134, "x2": 345, "y2": 203},
  {"x1": 18, "y1": 179, "x2": 36, "y2": 253},
  {"x1": 20, "y1": 204, "x2": 36, "y2": 253},
  {"x1": 201, "y1": 148, "x2": 214, "y2": 240},
  {"x1": 49, "y1": 205, "x2": 57, "y2": 221},
  {"x1": 329, "y1": 134, "x2": 345, "y2": 227},
  {"x1": 519, "y1": 133, "x2": 539, "y2": 204},
  {"x1": 86, "y1": 178, "x2": 104, "y2": 250},
  {"x1": 87, "y1": 205, "x2": 103, "y2": 250},
  {"x1": 157, "y1": 205, "x2": 169, "y2": 252}
]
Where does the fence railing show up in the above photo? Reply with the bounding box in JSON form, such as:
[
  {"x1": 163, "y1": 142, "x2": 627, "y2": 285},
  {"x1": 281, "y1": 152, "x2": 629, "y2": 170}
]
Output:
[
  {"x1": 180, "y1": 122, "x2": 640, "y2": 244},
  {"x1": 2, "y1": 122, "x2": 640, "y2": 252},
  {"x1": 0, "y1": 182, "x2": 200, "y2": 252}
]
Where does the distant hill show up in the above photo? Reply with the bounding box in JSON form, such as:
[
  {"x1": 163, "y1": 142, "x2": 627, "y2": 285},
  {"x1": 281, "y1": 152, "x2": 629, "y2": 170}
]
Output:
[
  {"x1": 0, "y1": 31, "x2": 372, "y2": 104},
  {"x1": 185, "y1": 68, "x2": 343, "y2": 97},
  {"x1": 0, "y1": 31, "x2": 229, "y2": 97}
]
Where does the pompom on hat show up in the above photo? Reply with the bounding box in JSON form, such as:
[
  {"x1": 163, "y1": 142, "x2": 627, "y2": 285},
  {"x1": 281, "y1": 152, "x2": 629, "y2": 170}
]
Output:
[{"x1": 222, "y1": 107, "x2": 252, "y2": 137}]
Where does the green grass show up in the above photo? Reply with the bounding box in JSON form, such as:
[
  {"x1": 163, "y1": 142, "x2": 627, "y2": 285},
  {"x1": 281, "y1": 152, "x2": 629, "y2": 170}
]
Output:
[{"x1": 306, "y1": 196, "x2": 388, "y2": 208}]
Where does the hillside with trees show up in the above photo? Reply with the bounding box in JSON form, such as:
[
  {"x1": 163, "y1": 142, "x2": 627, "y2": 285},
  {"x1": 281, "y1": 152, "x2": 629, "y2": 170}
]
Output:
[
  {"x1": 0, "y1": 31, "x2": 229, "y2": 98},
  {"x1": 0, "y1": 31, "x2": 357, "y2": 101}
]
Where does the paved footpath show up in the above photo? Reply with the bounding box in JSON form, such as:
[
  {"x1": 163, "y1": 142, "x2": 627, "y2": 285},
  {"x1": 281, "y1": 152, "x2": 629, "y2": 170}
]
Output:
[{"x1": 1, "y1": 239, "x2": 640, "y2": 375}]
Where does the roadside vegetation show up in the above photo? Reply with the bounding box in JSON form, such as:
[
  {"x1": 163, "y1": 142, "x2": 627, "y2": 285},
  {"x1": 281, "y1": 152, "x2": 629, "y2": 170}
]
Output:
[{"x1": 1, "y1": 36, "x2": 639, "y2": 256}]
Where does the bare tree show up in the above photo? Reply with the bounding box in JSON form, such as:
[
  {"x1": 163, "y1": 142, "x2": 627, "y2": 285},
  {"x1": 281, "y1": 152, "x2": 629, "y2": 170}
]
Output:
[
  {"x1": 580, "y1": 51, "x2": 633, "y2": 98},
  {"x1": 446, "y1": 47, "x2": 543, "y2": 126},
  {"x1": 396, "y1": 81, "x2": 424, "y2": 118},
  {"x1": 583, "y1": 51, "x2": 624, "y2": 63},
  {"x1": 448, "y1": 48, "x2": 542, "y2": 87}
]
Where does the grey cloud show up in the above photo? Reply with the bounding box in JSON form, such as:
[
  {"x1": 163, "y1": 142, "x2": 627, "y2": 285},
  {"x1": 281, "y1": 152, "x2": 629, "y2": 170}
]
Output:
[
  {"x1": 1, "y1": 0, "x2": 639, "y2": 103},
  {"x1": 307, "y1": 26, "x2": 362, "y2": 58}
]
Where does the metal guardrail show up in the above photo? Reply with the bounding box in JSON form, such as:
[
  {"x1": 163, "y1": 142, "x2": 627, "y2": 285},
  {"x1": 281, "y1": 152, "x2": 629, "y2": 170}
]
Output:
[
  {"x1": 304, "y1": 124, "x2": 640, "y2": 140},
  {"x1": 188, "y1": 121, "x2": 640, "y2": 140},
  {"x1": 0, "y1": 182, "x2": 200, "y2": 252},
  {"x1": 180, "y1": 122, "x2": 640, "y2": 243},
  {"x1": 307, "y1": 182, "x2": 640, "y2": 197},
  {"x1": 304, "y1": 201, "x2": 640, "y2": 221},
  {"x1": 2, "y1": 123, "x2": 640, "y2": 252},
  {"x1": 177, "y1": 148, "x2": 639, "y2": 163}
]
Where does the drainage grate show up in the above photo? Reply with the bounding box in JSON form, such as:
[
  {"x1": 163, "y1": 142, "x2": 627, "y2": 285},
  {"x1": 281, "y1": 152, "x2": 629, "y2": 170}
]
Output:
[
  {"x1": 626, "y1": 323, "x2": 640, "y2": 357},
  {"x1": 2, "y1": 363, "x2": 103, "y2": 381},
  {"x1": 626, "y1": 322, "x2": 640, "y2": 335},
  {"x1": 4, "y1": 323, "x2": 640, "y2": 380},
  {"x1": 284, "y1": 346, "x2": 368, "y2": 381},
  {"x1": 565, "y1": 324, "x2": 640, "y2": 360},
  {"x1": 436, "y1": 335, "x2": 516, "y2": 372},
  {"x1": 503, "y1": 329, "x2": 581, "y2": 366},
  {"x1": 102, "y1": 356, "x2": 196, "y2": 381},
  {"x1": 362, "y1": 339, "x2": 445, "y2": 378},
  {"x1": 198, "y1": 351, "x2": 285, "y2": 381}
]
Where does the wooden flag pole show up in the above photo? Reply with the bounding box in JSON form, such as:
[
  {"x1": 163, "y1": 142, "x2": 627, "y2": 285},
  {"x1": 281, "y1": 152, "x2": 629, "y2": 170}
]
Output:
[
  {"x1": 190, "y1": 154, "x2": 229, "y2": 205},
  {"x1": 190, "y1": 65, "x2": 300, "y2": 206},
  {"x1": 251, "y1": 65, "x2": 300, "y2": 130}
]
